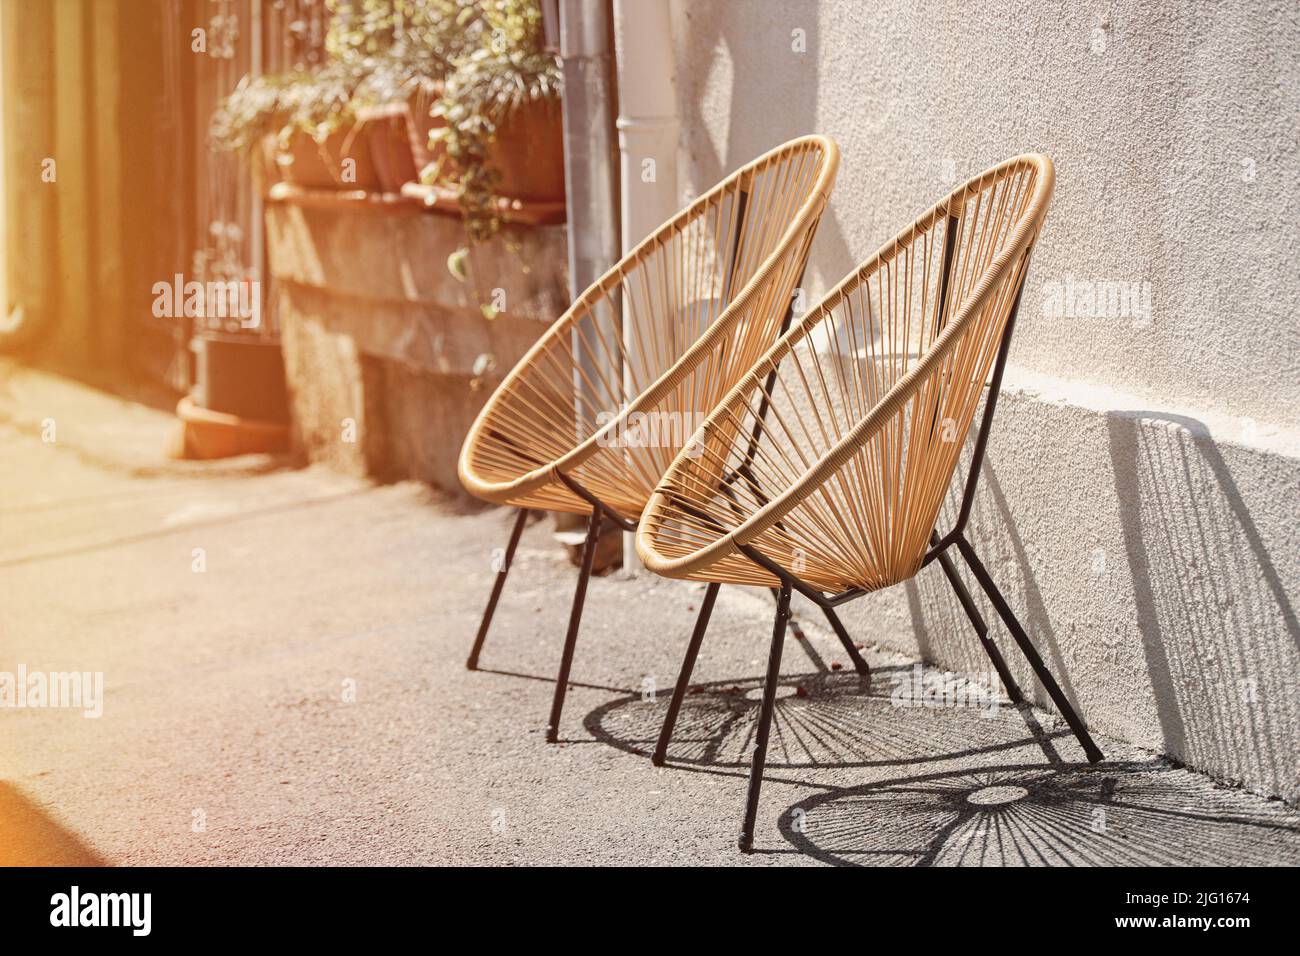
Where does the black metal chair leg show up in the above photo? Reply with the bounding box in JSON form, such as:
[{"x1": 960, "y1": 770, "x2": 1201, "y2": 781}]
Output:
[
  {"x1": 932, "y1": 544, "x2": 1022, "y2": 703},
  {"x1": 955, "y1": 535, "x2": 1104, "y2": 764},
  {"x1": 739, "y1": 584, "x2": 791, "y2": 853},
  {"x1": 545, "y1": 506, "x2": 602, "y2": 743},
  {"x1": 769, "y1": 586, "x2": 808, "y2": 642},
  {"x1": 818, "y1": 605, "x2": 870, "y2": 676},
  {"x1": 466, "y1": 507, "x2": 529, "y2": 670},
  {"x1": 651, "y1": 582, "x2": 721, "y2": 766}
]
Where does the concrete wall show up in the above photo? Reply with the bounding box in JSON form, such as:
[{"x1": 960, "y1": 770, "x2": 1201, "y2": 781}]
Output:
[
  {"x1": 667, "y1": 0, "x2": 1299, "y2": 800},
  {"x1": 266, "y1": 198, "x2": 568, "y2": 492}
]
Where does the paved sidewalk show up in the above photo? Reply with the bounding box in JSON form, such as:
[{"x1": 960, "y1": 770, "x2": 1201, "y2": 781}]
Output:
[{"x1": 1, "y1": 370, "x2": 1297, "y2": 865}]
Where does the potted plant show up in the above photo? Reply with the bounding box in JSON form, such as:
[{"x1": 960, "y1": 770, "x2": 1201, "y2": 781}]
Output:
[
  {"x1": 352, "y1": 0, "x2": 468, "y2": 190},
  {"x1": 210, "y1": 0, "x2": 563, "y2": 211},
  {"x1": 210, "y1": 0, "x2": 467, "y2": 194},
  {"x1": 341, "y1": 0, "x2": 463, "y2": 193},
  {"x1": 422, "y1": 0, "x2": 564, "y2": 240},
  {"x1": 211, "y1": 61, "x2": 377, "y2": 192}
]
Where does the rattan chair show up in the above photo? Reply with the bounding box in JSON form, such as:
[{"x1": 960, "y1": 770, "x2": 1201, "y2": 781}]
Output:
[
  {"x1": 459, "y1": 135, "x2": 840, "y2": 741},
  {"x1": 637, "y1": 154, "x2": 1103, "y2": 852}
]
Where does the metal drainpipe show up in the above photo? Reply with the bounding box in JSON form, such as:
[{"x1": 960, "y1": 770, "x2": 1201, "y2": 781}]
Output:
[
  {"x1": 556, "y1": 0, "x2": 622, "y2": 561},
  {"x1": 612, "y1": 0, "x2": 679, "y2": 572}
]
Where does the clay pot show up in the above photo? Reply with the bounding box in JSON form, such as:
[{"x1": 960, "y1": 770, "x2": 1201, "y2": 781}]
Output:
[
  {"x1": 174, "y1": 396, "x2": 289, "y2": 460},
  {"x1": 276, "y1": 126, "x2": 380, "y2": 192},
  {"x1": 488, "y1": 96, "x2": 564, "y2": 204},
  {"x1": 359, "y1": 104, "x2": 419, "y2": 194}
]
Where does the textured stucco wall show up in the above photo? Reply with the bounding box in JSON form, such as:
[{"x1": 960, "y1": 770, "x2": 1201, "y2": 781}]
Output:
[
  {"x1": 671, "y1": 0, "x2": 1299, "y2": 423},
  {"x1": 668, "y1": 0, "x2": 1299, "y2": 799}
]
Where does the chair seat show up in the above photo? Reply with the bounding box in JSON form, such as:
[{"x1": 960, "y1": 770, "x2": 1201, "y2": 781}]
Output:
[{"x1": 641, "y1": 477, "x2": 932, "y2": 594}]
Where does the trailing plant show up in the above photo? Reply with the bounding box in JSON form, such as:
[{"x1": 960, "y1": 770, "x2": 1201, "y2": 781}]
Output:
[
  {"x1": 424, "y1": 0, "x2": 562, "y2": 242},
  {"x1": 209, "y1": 63, "x2": 358, "y2": 154}
]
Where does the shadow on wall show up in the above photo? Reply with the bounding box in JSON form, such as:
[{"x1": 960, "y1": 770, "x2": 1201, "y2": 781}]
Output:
[
  {"x1": 841, "y1": 399, "x2": 1298, "y2": 800},
  {"x1": 903, "y1": 456, "x2": 1089, "y2": 728},
  {"x1": 0, "y1": 781, "x2": 105, "y2": 866},
  {"x1": 674, "y1": 1, "x2": 856, "y2": 291},
  {"x1": 1107, "y1": 411, "x2": 1300, "y2": 800}
]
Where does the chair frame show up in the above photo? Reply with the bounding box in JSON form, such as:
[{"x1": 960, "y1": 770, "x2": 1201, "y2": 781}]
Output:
[
  {"x1": 461, "y1": 137, "x2": 843, "y2": 743},
  {"x1": 639, "y1": 163, "x2": 1104, "y2": 852}
]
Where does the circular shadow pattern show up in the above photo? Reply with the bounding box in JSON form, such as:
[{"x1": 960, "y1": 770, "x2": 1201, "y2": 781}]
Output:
[
  {"x1": 584, "y1": 665, "x2": 1047, "y2": 770},
  {"x1": 779, "y1": 763, "x2": 1300, "y2": 866}
]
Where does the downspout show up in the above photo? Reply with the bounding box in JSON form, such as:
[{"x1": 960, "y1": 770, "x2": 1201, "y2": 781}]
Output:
[
  {"x1": 554, "y1": 0, "x2": 622, "y2": 565},
  {"x1": 557, "y1": 0, "x2": 620, "y2": 299},
  {"x1": 611, "y1": 0, "x2": 679, "y2": 572}
]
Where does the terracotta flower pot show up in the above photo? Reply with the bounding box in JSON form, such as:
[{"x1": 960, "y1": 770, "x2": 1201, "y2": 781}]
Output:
[
  {"x1": 399, "y1": 93, "x2": 565, "y2": 224},
  {"x1": 404, "y1": 86, "x2": 448, "y2": 173},
  {"x1": 174, "y1": 396, "x2": 289, "y2": 460},
  {"x1": 357, "y1": 96, "x2": 452, "y2": 195},
  {"x1": 359, "y1": 104, "x2": 419, "y2": 194},
  {"x1": 276, "y1": 126, "x2": 380, "y2": 192},
  {"x1": 488, "y1": 96, "x2": 564, "y2": 204}
]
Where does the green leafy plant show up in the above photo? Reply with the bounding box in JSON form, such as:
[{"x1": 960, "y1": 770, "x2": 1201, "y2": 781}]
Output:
[
  {"x1": 209, "y1": 65, "x2": 351, "y2": 154},
  {"x1": 424, "y1": 0, "x2": 561, "y2": 242},
  {"x1": 210, "y1": 0, "x2": 466, "y2": 154},
  {"x1": 209, "y1": 0, "x2": 562, "y2": 247},
  {"x1": 341, "y1": 0, "x2": 466, "y2": 108}
]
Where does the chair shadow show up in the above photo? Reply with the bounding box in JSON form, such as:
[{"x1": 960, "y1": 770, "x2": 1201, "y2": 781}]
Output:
[
  {"x1": 1106, "y1": 410, "x2": 1300, "y2": 800},
  {"x1": 0, "y1": 781, "x2": 106, "y2": 866},
  {"x1": 473, "y1": 667, "x2": 632, "y2": 697},
  {"x1": 582, "y1": 664, "x2": 1072, "y2": 771},
  {"x1": 881, "y1": 403, "x2": 1299, "y2": 804},
  {"x1": 777, "y1": 761, "x2": 1300, "y2": 867}
]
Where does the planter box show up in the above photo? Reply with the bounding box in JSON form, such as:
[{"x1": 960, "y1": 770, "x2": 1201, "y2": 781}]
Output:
[{"x1": 264, "y1": 192, "x2": 568, "y2": 493}]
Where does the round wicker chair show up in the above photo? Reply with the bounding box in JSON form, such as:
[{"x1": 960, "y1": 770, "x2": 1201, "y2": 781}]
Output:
[
  {"x1": 459, "y1": 135, "x2": 840, "y2": 742},
  {"x1": 637, "y1": 154, "x2": 1103, "y2": 852}
]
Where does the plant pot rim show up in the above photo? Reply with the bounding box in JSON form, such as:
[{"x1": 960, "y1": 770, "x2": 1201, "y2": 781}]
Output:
[{"x1": 177, "y1": 395, "x2": 289, "y2": 436}]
